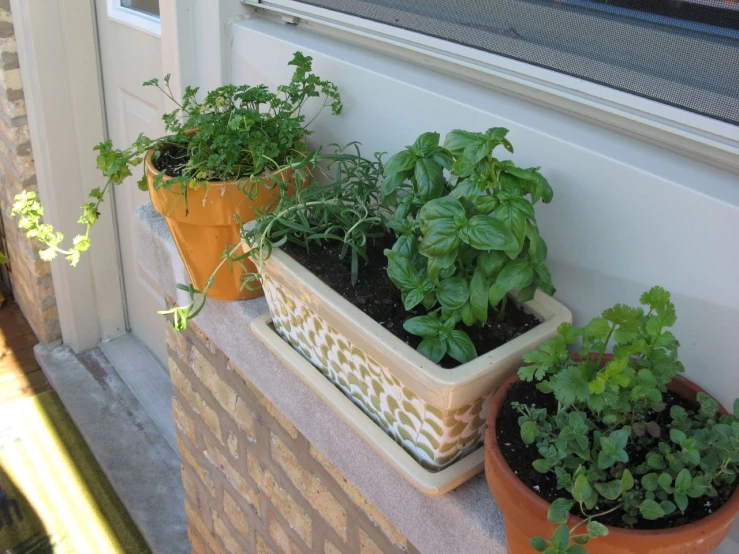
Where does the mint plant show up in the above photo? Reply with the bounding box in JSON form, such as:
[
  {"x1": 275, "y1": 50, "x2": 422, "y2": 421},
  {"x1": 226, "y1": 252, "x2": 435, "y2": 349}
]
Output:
[
  {"x1": 11, "y1": 52, "x2": 341, "y2": 268},
  {"x1": 381, "y1": 129, "x2": 555, "y2": 364},
  {"x1": 513, "y1": 287, "x2": 739, "y2": 552}
]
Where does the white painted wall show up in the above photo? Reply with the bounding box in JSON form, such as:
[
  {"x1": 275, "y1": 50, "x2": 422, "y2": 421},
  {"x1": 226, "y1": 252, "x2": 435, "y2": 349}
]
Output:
[{"x1": 230, "y1": 17, "x2": 739, "y2": 409}]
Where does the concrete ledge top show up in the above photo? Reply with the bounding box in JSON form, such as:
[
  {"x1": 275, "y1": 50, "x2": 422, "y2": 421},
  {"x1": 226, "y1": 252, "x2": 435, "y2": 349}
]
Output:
[{"x1": 134, "y1": 203, "x2": 506, "y2": 554}]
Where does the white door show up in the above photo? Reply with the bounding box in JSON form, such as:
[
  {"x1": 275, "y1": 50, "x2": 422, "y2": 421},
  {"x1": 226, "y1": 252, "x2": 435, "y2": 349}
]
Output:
[{"x1": 95, "y1": 0, "x2": 167, "y2": 364}]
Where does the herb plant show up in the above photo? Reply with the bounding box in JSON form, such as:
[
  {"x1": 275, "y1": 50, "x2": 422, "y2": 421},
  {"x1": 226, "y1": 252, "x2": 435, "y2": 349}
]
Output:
[
  {"x1": 513, "y1": 287, "x2": 739, "y2": 552},
  {"x1": 165, "y1": 143, "x2": 389, "y2": 330},
  {"x1": 11, "y1": 52, "x2": 341, "y2": 267},
  {"x1": 381, "y1": 129, "x2": 555, "y2": 364}
]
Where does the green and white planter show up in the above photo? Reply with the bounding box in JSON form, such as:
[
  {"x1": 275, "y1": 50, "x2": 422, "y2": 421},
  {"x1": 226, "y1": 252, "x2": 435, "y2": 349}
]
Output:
[{"x1": 258, "y1": 249, "x2": 572, "y2": 471}]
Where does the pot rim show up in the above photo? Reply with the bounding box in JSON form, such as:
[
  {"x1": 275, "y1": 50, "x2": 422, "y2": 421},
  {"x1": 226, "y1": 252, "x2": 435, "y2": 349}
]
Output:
[
  {"x1": 485, "y1": 370, "x2": 739, "y2": 539},
  {"x1": 258, "y1": 247, "x2": 572, "y2": 410},
  {"x1": 144, "y1": 146, "x2": 294, "y2": 189}
]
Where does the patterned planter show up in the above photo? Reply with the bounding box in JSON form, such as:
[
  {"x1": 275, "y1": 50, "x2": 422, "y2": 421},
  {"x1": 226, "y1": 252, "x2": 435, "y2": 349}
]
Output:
[{"x1": 260, "y1": 249, "x2": 572, "y2": 471}]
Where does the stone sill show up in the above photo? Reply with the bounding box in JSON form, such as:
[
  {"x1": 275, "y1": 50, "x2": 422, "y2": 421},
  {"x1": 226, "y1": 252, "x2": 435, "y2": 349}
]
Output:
[{"x1": 134, "y1": 203, "x2": 506, "y2": 554}]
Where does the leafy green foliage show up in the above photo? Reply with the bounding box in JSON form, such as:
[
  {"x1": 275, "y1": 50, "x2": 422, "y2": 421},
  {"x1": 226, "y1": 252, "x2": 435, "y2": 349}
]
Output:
[
  {"x1": 381, "y1": 129, "x2": 555, "y2": 364},
  {"x1": 515, "y1": 287, "x2": 739, "y2": 551},
  {"x1": 11, "y1": 52, "x2": 341, "y2": 271}
]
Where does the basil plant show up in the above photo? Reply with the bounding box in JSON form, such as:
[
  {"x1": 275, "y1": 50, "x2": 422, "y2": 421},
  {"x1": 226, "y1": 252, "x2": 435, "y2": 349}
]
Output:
[{"x1": 381, "y1": 129, "x2": 555, "y2": 364}]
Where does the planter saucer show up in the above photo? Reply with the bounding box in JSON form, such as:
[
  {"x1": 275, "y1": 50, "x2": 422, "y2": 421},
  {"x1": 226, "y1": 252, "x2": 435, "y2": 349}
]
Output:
[{"x1": 251, "y1": 313, "x2": 485, "y2": 496}]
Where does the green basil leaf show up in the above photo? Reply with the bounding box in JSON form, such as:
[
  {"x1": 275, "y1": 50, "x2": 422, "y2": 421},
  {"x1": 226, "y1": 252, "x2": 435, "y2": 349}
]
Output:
[
  {"x1": 418, "y1": 196, "x2": 465, "y2": 234},
  {"x1": 412, "y1": 132, "x2": 440, "y2": 157},
  {"x1": 384, "y1": 150, "x2": 416, "y2": 176},
  {"x1": 436, "y1": 277, "x2": 469, "y2": 310},
  {"x1": 535, "y1": 264, "x2": 556, "y2": 296},
  {"x1": 419, "y1": 219, "x2": 460, "y2": 257},
  {"x1": 485, "y1": 127, "x2": 509, "y2": 142},
  {"x1": 414, "y1": 157, "x2": 444, "y2": 200},
  {"x1": 451, "y1": 174, "x2": 487, "y2": 201},
  {"x1": 474, "y1": 194, "x2": 497, "y2": 214},
  {"x1": 384, "y1": 250, "x2": 419, "y2": 290},
  {"x1": 494, "y1": 259, "x2": 535, "y2": 296},
  {"x1": 417, "y1": 337, "x2": 447, "y2": 364},
  {"x1": 403, "y1": 315, "x2": 442, "y2": 338},
  {"x1": 478, "y1": 250, "x2": 508, "y2": 280},
  {"x1": 403, "y1": 289, "x2": 424, "y2": 311},
  {"x1": 431, "y1": 149, "x2": 454, "y2": 170},
  {"x1": 381, "y1": 170, "x2": 411, "y2": 197},
  {"x1": 495, "y1": 202, "x2": 527, "y2": 258},
  {"x1": 443, "y1": 129, "x2": 482, "y2": 157},
  {"x1": 427, "y1": 250, "x2": 456, "y2": 282},
  {"x1": 446, "y1": 329, "x2": 477, "y2": 363},
  {"x1": 470, "y1": 269, "x2": 489, "y2": 322},
  {"x1": 459, "y1": 215, "x2": 516, "y2": 251},
  {"x1": 517, "y1": 282, "x2": 537, "y2": 303}
]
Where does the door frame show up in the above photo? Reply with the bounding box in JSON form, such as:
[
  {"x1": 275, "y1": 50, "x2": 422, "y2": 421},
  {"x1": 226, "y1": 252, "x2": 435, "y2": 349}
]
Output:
[{"x1": 10, "y1": 0, "x2": 262, "y2": 352}]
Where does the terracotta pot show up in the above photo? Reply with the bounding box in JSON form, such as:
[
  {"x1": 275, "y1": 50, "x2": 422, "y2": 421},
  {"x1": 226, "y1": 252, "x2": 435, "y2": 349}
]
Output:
[
  {"x1": 256, "y1": 248, "x2": 572, "y2": 471},
  {"x1": 145, "y1": 148, "x2": 294, "y2": 301},
  {"x1": 485, "y1": 369, "x2": 739, "y2": 553}
]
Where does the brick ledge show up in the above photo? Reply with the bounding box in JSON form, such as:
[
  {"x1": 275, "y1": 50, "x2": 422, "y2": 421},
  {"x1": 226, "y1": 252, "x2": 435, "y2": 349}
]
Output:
[{"x1": 134, "y1": 203, "x2": 507, "y2": 554}]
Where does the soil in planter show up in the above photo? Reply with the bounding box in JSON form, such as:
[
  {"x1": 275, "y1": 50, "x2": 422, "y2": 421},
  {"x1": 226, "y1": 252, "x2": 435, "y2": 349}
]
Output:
[
  {"x1": 152, "y1": 145, "x2": 189, "y2": 178},
  {"x1": 496, "y1": 380, "x2": 738, "y2": 530},
  {"x1": 280, "y1": 234, "x2": 540, "y2": 369}
]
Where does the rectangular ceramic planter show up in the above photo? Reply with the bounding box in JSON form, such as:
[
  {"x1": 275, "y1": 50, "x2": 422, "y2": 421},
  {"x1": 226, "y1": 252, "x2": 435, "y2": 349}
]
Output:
[
  {"x1": 251, "y1": 314, "x2": 485, "y2": 496},
  {"x1": 260, "y1": 249, "x2": 572, "y2": 471}
]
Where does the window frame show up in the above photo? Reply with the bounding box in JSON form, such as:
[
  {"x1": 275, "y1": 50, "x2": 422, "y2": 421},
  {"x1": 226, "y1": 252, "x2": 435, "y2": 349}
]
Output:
[
  {"x1": 246, "y1": 0, "x2": 739, "y2": 173},
  {"x1": 107, "y1": 0, "x2": 161, "y2": 37}
]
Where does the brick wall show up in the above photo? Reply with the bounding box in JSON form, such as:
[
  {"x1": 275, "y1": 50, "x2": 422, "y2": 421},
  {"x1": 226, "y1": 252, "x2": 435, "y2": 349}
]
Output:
[
  {"x1": 166, "y1": 317, "x2": 421, "y2": 554},
  {"x1": 0, "y1": 0, "x2": 60, "y2": 343}
]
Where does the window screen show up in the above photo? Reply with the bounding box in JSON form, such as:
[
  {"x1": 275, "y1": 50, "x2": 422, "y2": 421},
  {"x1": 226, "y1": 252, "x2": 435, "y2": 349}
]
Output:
[
  {"x1": 292, "y1": 0, "x2": 739, "y2": 125},
  {"x1": 121, "y1": 0, "x2": 160, "y2": 17}
]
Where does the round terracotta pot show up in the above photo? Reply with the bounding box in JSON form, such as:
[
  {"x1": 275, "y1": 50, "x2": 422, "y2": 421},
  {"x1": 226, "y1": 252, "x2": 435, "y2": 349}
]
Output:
[
  {"x1": 145, "y1": 147, "x2": 295, "y2": 301},
  {"x1": 485, "y1": 368, "x2": 739, "y2": 554}
]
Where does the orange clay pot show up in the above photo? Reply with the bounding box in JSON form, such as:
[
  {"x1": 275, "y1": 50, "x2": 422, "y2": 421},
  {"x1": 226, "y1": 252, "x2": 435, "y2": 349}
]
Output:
[
  {"x1": 145, "y1": 148, "x2": 294, "y2": 301},
  {"x1": 485, "y1": 369, "x2": 739, "y2": 554}
]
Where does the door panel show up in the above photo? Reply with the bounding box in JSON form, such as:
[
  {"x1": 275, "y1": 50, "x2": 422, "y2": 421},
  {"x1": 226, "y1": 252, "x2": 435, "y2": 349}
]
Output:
[{"x1": 95, "y1": 0, "x2": 166, "y2": 365}]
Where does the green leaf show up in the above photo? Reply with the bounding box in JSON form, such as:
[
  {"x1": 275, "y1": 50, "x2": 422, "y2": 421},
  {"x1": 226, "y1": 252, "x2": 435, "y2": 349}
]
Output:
[
  {"x1": 547, "y1": 498, "x2": 573, "y2": 524},
  {"x1": 533, "y1": 459, "x2": 550, "y2": 473},
  {"x1": 417, "y1": 337, "x2": 447, "y2": 363},
  {"x1": 459, "y1": 215, "x2": 517, "y2": 251},
  {"x1": 641, "y1": 473, "x2": 659, "y2": 491},
  {"x1": 403, "y1": 289, "x2": 424, "y2": 311},
  {"x1": 621, "y1": 469, "x2": 635, "y2": 491},
  {"x1": 381, "y1": 170, "x2": 411, "y2": 197},
  {"x1": 384, "y1": 150, "x2": 416, "y2": 176},
  {"x1": 675, "y1": 468, "x2": 692, "y2": 492},
  {"x1": 418, "y1": 196, "x2": 465, "y2": 234},
  {"x1": 495, "y1": 202, "x2": 527, "y2": 257},
  {"x1": 446, "y1": 330, "x2": 477, "y2": 363},
  {"x1": 594, "y1": 480, "x2": 622, "y2": 501},
  {"x1": 419, "y1": 220, "x2": 460, "y2": 257},
  {"x1": 670, "y1": 429, "x2": 687, "y2": 445},
  {"x1": 647, "y1": 453, "x2": 666, "y2": 470},
  {"x1": 567, "y1": 546, "x2": 587, "y2": 554},
  {"x1": 551, "y1": 524, "x2": 570, "y2": 550},
  {"x1": 403, "y1": 315, "x2": 442, "y2": 338},
  {"x1": 412, "y1": 131, "x2": 440, "y2": 157},
  {"x1": 639, "y1": 499, "x2": 665, "y2": 520},
  {"x1": 427, "y1": 250, "x2": 457, "y2": 282},
  {"x1": 572, "y1": 475, "x2": 592, "y2": 505},
  {"x1": 443, "y1": 129, "x2": 482, "y2": 157},
  {"x1": 586, "y1": 520, "x2": 609, "y2": 538},
  {"x1": 571, "y1": 535, "x2": 589, "y2": 545},
  {"x1": 470, "y1": 269, "x2": 489, "y2": 322},
  {"x1": 521, "y1": 420, "x2": 538, "y2": 444},
  {"x1": 530, "y1": 537, "x2": 548, "y2": 552},
  {"x1": 478, "y1": 250, "x2": 509, "y2": 279},
  {"x1": 436, "y1": 277, "x2": 469, "y2": 310},
  {"x1": 414, "y1": 157, "x2": 444, "y2": 200},
  {"x1": 492, "y1": 259, "x2": 535, "y2": 301}
]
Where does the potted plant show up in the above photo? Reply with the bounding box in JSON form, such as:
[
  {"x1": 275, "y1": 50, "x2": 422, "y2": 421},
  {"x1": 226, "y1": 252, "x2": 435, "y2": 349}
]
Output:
[
  {"x1": 10, "y1": 52, "x2": 341, "y2": 302},
  {"x1": 243, "y1": 130, "x2": 571, "y2": 471},
  {"x1": 485, "y1": 287, "x2": 739, "y2": 553}
]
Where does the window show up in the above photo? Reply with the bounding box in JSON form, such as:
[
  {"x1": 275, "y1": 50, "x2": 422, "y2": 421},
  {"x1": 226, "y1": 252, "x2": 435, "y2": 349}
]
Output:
[
  {"x1": 292, "y1": 0, "x2": 739, "y2": 125},
  {"x1": 121, "y1": 0, "x2": 160, "y2": 18}
]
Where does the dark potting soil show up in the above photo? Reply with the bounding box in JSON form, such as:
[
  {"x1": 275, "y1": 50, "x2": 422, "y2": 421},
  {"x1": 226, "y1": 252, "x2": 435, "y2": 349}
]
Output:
[
  {"x1": 152, "y1": 145, "x2": 189, "y2": 177},
  {"x1": 281, "y1": 234, "x2": 540, "y2": 369},
  {"x1": 496, "y1": 380, "x2": 738, "y2": 530}
]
